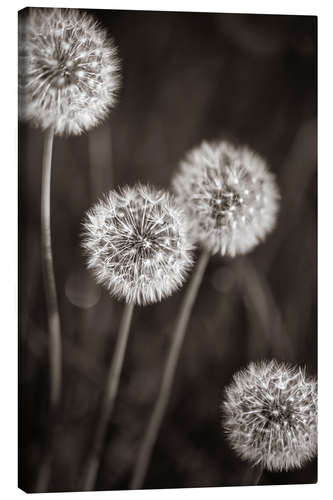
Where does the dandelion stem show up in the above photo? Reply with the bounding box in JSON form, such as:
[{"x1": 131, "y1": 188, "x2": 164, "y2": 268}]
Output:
[
  {"x1": 83, "y1": 301, "x2": 135, "y2": 490},
  {"x1": 241, "y1": 463, "x2": 264, "y2": 486},
  {"x1": 252, "y1": 464, "x2": 264, "y2": 485},
  {"x1": 36, "y1": 125, "x2": 62, "y2": 491},
  {"x1": 41, "y1": 126, "x2": 62, "y2": 410},
  {"x1": 130, "y1": 248, "x2": 210, "y2": 490}
]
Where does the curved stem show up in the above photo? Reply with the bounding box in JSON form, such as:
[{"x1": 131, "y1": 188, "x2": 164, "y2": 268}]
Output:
[
  {"x1": 130, "y1": 249, "x2": 210, "y2": 490},
  {"x1": 41, "y1": 126, "x2": 62, "y2": 410},
  {"x1": 240, "y1": 463, "x2": 263, "y2": 486},
  {"x1": 252, "y1": 464, "x2": 264, "y2": 485},
  {"x1": 83, "y1": 301, "x2": 135, "y2": 491},
  {"x1": 35, "y1": 126, "x2": 62, "y2": 492}
]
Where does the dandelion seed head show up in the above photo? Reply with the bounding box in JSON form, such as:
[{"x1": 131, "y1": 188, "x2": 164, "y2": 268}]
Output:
[
  {"x1": 82, "y1": 184, "x2": 193, "y2": 305},
  {"x1": 172, "y1": 141, "x2": 280, "y2": 257},
  {"x1": 222, "y1": 360, "x2": 317, "y2": 471},
  {"x1": 18, "y1": 8, "x2": 120, "y2": 135}
]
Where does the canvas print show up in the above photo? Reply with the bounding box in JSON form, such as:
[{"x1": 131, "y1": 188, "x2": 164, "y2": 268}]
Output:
[{"x1": 18, "y1": 7, "x2": 317, "y2": 493}]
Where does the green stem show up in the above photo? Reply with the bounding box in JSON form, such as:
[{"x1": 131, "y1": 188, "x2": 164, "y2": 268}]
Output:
[
  {"x1": 36, "y1": 126, "x2": 62, "y2": 492},
  {"x1": 130, "y1": 249, "x2": 210, "y2": 490},
  {"x1": 83, "y1": 301, "x2": 135, "y2": 491}
]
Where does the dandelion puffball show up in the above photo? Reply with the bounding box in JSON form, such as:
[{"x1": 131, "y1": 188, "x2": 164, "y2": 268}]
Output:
[
  {"x1": 82, "y1": 184, "x2": 193, "y2": 305},
  {"x1": 222, "y1": 360, "x2": 317, "y2": 471},
  {"x1": 18, "y1": 8, "x2": 120, "y2": 135},
  {"x1": 172, "y1": 140, "x2": 280, "y2": 257}
]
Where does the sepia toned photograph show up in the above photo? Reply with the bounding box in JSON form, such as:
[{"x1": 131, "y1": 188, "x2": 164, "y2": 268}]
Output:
[{"x1": 18, "y1": 7, "x2": 317, "y2": 493}]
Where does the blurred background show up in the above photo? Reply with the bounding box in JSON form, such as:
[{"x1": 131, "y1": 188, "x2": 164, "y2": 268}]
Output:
[{"x1": 18, "y1": 9, "x2": 317, "y2": 492}]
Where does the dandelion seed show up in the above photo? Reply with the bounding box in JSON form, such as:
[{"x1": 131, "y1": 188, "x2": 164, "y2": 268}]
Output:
[
  {"x1": 222, "y1": 360, "x2": 317, "y2": 471},
  {"x1": 82, "y1": 184, "x2": 193, "y2": 305},
  {"x1": 172, "y1": 140, "x2": 280, "y2": 257},
  {"x1": 18, "y1": 8, "x2": 120, "y2": 135}
]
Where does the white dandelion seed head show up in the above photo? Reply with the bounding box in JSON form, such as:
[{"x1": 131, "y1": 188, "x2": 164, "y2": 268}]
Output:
[
  {"x1": 172, "y1": 140, "x2": 280, "y2": 257},
  {"x1": 82, "y1": 184, "x2": 193, "y2": 305},
  {"x1": 18, "y1": 8, "x2": 120, "y2": 135},
  {"x1": 222, "y1": 360, "x2": 317, "y2": 472}
]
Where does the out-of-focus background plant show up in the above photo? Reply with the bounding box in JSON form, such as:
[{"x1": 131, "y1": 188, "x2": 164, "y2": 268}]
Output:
[{"x1": 19, "y1": 10, "x2": 317, "y2": 492}]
